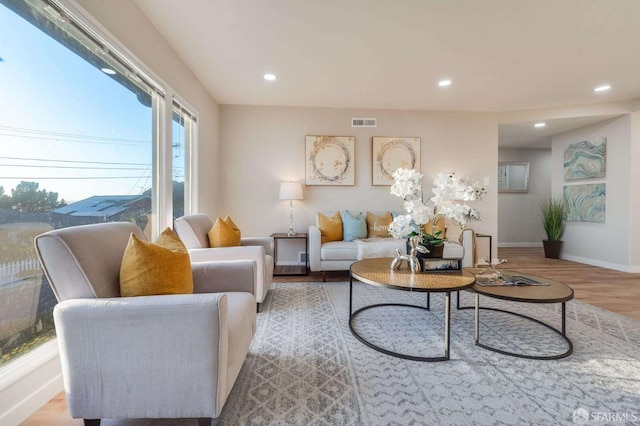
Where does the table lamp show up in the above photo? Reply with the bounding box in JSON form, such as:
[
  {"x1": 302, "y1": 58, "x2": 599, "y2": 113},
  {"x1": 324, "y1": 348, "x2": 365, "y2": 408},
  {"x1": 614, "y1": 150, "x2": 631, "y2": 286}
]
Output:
[{"x1": 279, "y1": 182, "x2": 304, "y2": 236}]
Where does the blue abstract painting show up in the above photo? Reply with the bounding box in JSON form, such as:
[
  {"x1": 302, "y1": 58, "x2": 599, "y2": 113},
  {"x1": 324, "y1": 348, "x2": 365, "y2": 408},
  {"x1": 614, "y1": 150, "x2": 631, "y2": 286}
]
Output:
[
  {"x1": 564, "y1": 137, "x2": 606, "y2": 180},
  {"x1": 563, "y1": 184, "x2": 606, "y2": 223}
]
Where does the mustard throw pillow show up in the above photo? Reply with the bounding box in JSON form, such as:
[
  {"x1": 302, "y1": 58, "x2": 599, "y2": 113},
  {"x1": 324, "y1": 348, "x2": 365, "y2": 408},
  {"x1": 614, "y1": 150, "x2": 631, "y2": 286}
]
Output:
[
  {"x1": 446, "y1": 222, "x2": 464, "y2": 243},
  {"x1": 423, "y1": 215, "x2": 446, "y2": 238},
  {"x1": 366, "y1": 211, "x2": 393, "y2": 237},
  {"x1": 318, "y1": 212, "x2": 343, "y2": 243},
  {"x1": 120, "y1": 228, "x2": 194, "y2": 297},
  {"x1": 208, "y1": 215, "x2": 241, "y2": 247}
]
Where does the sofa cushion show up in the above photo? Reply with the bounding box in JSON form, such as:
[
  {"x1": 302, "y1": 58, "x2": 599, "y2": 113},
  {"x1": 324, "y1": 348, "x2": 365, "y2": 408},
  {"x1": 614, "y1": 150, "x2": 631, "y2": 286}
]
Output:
[
  {"x1": 209, "y1": 215, "x2": 241, "y2": 247},
  {"x1": 355, "y1": 237, "x2": 405, "y2": 260},
  {"x1": 423, "y1": 215, "x2": 446, "y2": 238},
  {"x1": 445, "y1": 222, "x2": 464, "y2": 243},
  {"x1": 120, "y1": 228, "x2": 194, "y2": 297},
  {"x1": 320, "y1": 241, "x2": 358, "y2": 261},
  {"x1": 318, "y1": 212, "x2": 343, "y2": 243},
  {"x1": 366, "y1": 211, "x2": 393, "y2": 237},
  {"x1": 442, "y1": 241, "x2": 464, "y2": 259},
  {"x1": 342, "y1": 210, "x2": 367, "y2": 242}
]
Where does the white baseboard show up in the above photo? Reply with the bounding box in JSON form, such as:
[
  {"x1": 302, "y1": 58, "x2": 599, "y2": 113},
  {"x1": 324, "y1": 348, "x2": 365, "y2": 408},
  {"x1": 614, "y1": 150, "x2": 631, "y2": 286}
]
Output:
[
  {"x1": 277, "y1": 261, "x2": 305, "y2": 266},
  {"x1": 560, "y1": 254, "x2": 640, "y2": 273},
  {"x1": 0, "y1": 340, "x2": 63, "y2": 425},
  {"x1": 497, "y1": 242, "x2": 543, "y2": 248}
]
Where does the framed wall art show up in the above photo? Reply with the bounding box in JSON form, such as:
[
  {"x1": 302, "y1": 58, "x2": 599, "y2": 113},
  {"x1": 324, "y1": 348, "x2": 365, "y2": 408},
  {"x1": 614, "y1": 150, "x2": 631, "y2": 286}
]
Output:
[
  {"x1": 564, "y1": 137, "x2": 606, "y2": 180},
  {"x1": 563, "y1": 183, "x2": 606, "y2": 223},
  {"x1": 372, "y1": 137, "x2": 420, "y2": 185},
  {"x1": 305, "y1": 135, "x2": 355, "y2": 186}
]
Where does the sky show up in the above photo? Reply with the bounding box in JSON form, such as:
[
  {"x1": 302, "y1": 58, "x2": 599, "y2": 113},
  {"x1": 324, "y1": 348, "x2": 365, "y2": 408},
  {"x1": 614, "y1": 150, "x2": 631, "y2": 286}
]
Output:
[{"x1": 0, "y1": 2, "x2": 184, "y2": 202}]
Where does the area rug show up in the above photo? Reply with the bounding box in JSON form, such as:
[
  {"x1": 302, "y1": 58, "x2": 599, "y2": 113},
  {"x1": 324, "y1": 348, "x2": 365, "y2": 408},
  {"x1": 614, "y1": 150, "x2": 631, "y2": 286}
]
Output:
[{"x1": 217, "y1": 281, "x2": 640, "y2": 426}]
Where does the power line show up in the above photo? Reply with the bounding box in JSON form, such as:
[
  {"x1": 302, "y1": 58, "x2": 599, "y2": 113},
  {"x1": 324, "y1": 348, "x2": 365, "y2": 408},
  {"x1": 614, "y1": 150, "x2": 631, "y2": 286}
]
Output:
[
  {"x1": 0, "y1": 156, "x2": 149, "y2": 166},
  {"x1": 0, "y1": 125, "x2": 149, "y2": 144},
  {"x1": 0, "y1": 163, "x2": 151, "y2": 170},
  {"x1": 0, "y1": 156, "x2": 183, "y2": 170},
  {"x1": 0, "y1": 132, "x2": 149, "y2": 146},
  {"x1": 0, "y1": 176, "x2": 151, "y2": 180}
]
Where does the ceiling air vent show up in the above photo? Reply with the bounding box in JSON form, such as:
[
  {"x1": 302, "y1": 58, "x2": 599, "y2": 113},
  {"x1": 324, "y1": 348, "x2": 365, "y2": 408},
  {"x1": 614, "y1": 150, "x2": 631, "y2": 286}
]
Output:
[{"x1": 352, "y1": 118, "x2": 377, "y2": 128}]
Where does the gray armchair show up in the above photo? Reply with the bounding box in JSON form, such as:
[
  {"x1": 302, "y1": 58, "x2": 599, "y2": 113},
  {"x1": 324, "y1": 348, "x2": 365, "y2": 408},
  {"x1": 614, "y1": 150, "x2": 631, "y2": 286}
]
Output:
[
  {"x1": 34, "y1": 222, "x2": 257, "y2": 426},
  {"x1": 174, "y1": 214, "x2": 274, "y2": 306}
]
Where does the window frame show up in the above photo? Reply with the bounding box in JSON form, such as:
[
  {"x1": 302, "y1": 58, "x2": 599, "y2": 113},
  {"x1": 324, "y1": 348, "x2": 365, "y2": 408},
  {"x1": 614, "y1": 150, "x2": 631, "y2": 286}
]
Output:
[
  {"x1": 59, "y1": 0, "x2": 198, "y2": 235},
  {"x1": 0, "y1": 0, "x2": 199, "y2": 386}
]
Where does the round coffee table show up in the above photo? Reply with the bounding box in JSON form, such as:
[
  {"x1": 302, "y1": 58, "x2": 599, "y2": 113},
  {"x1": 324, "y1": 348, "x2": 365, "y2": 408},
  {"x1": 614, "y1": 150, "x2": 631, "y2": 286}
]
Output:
[
  {"x1": 349, "y1": 258, "x2": 475, "y2": 361},
  {"x1": 468, "y1": 269, "x2": 574, "y2": 360}
]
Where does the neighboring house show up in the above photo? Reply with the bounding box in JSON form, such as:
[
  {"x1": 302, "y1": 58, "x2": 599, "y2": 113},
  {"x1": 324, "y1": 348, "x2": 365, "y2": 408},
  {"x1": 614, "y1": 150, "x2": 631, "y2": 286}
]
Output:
[{"x1": 51, "y1": 195, "x2": 151, "y2": 230}]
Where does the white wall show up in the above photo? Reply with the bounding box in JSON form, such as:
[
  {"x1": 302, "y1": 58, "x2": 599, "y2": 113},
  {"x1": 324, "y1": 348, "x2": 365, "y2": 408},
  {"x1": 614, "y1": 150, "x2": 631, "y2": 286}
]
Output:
[
  {"x1": 220, "y1": 105, "x2": 498, "y2": 263},
  {"x1": 630, "y1": 111, "x2": 640, "y2": 270},
  {"x1": 498, "y1": 148, "x2": 551, "y2": 247},
  {"x1": 551, "y1": 116, "x2": 632, "y2": 271}
]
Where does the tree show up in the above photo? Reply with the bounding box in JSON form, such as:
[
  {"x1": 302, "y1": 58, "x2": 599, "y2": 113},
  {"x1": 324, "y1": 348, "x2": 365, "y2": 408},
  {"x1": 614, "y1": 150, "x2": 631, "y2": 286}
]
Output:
[
  {"x1": 9, "y1": 181, "x2": 66, "y2": 213},
  {"x1": 0, "y1": 186, "x2": 11, "y2": 209},
  {"x1": 141, "y1": 180, "x2": 184, "y2": 218}
]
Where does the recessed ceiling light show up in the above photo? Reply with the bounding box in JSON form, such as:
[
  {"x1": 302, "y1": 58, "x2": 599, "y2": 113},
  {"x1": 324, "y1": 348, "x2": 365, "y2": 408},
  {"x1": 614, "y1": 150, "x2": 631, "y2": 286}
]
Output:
[
  {"x1": 438, "y1": 79, "x2": 452, "y2": 87},
  {"x1": 534, "y1": 122, "x2": 546, "y2": 128},
  {"x1": 101, "y1": 67, "x2": 116, "y2": 75},
  {"x1": 594, "y1": 85, "x2": 611, "y2": 92},
  {"x1": 264, "y1": 73, "x2": 276, "y2": 81}
]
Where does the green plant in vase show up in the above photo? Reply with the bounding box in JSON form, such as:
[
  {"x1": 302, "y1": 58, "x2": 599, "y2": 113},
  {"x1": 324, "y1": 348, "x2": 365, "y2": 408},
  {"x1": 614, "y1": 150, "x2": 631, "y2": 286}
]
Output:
[
  {"x1": 421, "y1": 229, "x2": 445, "y2": 246},
  {"x1": 420, "y1": 229, "x2": 445, "y2": 257},
  {"x1": 540, "y1": 196, "x2": 566, "y2": 259}
]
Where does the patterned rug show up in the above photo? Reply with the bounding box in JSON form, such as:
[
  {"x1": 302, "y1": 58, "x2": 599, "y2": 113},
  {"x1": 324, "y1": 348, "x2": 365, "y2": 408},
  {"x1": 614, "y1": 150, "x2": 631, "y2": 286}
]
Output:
[{"x1": 218, "y1": 281, "x2": 640, "y2": 426}]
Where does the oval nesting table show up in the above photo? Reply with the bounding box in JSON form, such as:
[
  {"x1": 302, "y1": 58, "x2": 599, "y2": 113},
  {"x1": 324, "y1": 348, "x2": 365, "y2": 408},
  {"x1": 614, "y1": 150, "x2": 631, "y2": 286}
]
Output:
[
  {"x1": 349, "y1": 258, "x2": 476, "y2": 362},
  {"x1": 465, "y1": 269, "x2": 574, "y2": 360}
]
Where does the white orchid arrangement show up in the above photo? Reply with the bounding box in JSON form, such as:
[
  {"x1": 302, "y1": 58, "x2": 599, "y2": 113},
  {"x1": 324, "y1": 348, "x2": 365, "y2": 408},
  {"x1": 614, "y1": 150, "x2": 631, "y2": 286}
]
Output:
[
  {"x1": 388, "y1": 168, "x2": 486, "y2": 239},
  {"x1": 388, "y1": 168, "x2": 431, "y2": 239}
]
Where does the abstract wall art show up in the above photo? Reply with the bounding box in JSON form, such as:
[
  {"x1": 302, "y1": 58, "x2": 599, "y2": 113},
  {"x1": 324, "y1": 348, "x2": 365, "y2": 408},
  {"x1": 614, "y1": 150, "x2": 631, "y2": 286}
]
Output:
[
  {"x1": 563, "y1": 183, "x2": 606, "y2": 223},
  {"x1": 372, "y1": 137, "x2": 421, "y2": 185},
  {"x1": 564, "y1": 137, "x2": 606, "y2": 180},
  {"x1": 305, "y1": 135, "x2": 355, "y2": 186}
]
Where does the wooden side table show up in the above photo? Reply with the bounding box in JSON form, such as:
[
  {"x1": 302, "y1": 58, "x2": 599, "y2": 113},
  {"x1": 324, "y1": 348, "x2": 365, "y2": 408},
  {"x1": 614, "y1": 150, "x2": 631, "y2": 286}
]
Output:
[{"x1": 271, "y1": 233, "x2": 308, "y2": 276}]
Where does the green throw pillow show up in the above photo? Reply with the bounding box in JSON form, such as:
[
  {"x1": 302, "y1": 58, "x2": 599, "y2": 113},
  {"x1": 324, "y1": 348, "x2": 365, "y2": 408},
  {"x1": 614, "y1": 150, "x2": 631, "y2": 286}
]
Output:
[{"x1": 342, "y1": 210, "x2": 367, "y2": 242}]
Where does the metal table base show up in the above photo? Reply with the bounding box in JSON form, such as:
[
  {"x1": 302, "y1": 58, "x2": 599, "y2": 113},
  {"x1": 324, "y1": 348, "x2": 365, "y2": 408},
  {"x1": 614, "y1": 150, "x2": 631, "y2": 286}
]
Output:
[{"x1": 349, "y1": 276, "x2": 452, "y2": 362}]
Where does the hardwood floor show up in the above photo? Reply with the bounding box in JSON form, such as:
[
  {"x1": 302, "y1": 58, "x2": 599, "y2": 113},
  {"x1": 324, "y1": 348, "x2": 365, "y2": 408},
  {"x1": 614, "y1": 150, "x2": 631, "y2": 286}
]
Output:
[
  {"x1": 495, "y1": 247, "x2": 640, "y2": 321},
  {"x1": 21, "y1": 247, "x2": 640, "y2": 425}
]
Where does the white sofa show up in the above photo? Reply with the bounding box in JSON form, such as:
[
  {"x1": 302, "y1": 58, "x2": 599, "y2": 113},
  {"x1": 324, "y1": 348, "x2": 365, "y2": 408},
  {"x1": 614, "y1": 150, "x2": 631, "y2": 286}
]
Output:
[{"x1": 309, "y1": 211, "x2": 474, "y2": 280}]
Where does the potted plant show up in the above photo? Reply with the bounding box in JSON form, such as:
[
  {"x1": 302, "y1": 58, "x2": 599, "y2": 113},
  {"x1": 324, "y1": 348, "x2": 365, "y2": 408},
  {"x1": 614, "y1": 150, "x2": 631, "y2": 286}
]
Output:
[
  {"x1": 540, "y1": 196, "x2": 566, "y2": 259},
  {"x1": 420, "y1": 229, "x2": 445, "y2": 258}
]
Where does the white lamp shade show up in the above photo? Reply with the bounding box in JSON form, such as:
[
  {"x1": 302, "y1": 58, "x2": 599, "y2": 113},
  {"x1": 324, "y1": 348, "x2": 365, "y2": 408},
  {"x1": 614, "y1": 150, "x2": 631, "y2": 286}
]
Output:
[{"x1": 279, "y1": 182, "x2": 304, "y2": 200}]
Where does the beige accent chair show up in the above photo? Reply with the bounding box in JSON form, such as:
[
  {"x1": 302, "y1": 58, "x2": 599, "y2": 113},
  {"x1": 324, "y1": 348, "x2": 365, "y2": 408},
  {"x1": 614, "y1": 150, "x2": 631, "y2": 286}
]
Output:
[
  {"x1": 174, "y1": 214, "x2": 274, "y2": 308},
  {"x1": 34, "y1": 222, "x2": 257, "y2": 426}
]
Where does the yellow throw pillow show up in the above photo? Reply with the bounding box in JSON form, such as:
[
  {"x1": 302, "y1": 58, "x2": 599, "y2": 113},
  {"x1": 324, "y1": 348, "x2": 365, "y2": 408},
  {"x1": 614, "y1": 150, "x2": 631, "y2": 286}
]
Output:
[
  {"x1": 120, "y1": 228, "x2": 194, "y2": 297},
  {"x1": 208, "y1": 215, "x2": 241, "y2": 247},
  {"x1": 318, "y1": 212, "x2": 343, "y2": 243},
  {"x1": 423, "y1": 215, "x2": 446, "y2": 238},
  {"x1": 366, "y1": 211, "x2": 393, "y2": 237},
  {"x1": 446, "y1": 222, "x2": 464, "y2": 243}
]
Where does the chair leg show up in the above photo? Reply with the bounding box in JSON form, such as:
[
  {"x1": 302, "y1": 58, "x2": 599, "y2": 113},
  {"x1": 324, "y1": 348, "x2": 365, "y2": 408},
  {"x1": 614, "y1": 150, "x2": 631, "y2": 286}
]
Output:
[
  {"x1": 198, "y1": 418, "x2": 213, "y2": 426},
  {"x1": 83, "y1": 420, "x2": 100, "y2": 426},
  {"x1": 322, "y1": 271, "x2": 327, "y2": 282},
  {"x1": 257, "y1": 302, "x2": 261, "y2": 313}
]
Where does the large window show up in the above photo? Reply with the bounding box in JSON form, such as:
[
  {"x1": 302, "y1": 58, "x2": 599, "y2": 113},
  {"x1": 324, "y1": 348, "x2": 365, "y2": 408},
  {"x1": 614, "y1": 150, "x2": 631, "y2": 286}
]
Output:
[
  {"x1": 0, "y1": 0, "x2": 195, "y2": 367},
  {"x1": 172, "y1": 101, "x2": 197, "y2": 219}
]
